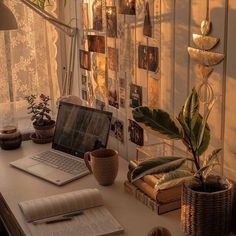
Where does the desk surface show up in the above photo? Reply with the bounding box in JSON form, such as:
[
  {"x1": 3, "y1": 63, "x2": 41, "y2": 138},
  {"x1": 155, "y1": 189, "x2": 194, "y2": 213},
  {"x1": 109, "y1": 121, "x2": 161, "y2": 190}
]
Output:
[{"x1": 0, "y1": 141, "x2": 233, "y2": 236}]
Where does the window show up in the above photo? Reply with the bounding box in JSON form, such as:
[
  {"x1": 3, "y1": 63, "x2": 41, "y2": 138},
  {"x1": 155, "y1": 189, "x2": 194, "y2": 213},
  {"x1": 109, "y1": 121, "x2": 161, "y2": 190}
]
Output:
[{"x1": 0, "y1": 0, "x2": 60, "y2": 131}]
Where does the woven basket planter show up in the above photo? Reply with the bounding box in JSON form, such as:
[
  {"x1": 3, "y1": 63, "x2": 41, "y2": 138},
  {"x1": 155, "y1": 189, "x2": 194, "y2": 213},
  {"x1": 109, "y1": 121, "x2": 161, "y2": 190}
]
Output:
[{"x1": 181, "y1": 179, "x2": 234, "y2": 236}]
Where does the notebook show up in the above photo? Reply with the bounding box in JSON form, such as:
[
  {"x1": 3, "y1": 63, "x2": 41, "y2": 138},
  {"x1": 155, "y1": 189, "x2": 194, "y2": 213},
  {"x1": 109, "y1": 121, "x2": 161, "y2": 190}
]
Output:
[
  {"x1": 19, "y1": 189, "x2": 124, "y2": 236},
  {"x1": 10, "y1": 102, "x2": 112, "y2": 185}
]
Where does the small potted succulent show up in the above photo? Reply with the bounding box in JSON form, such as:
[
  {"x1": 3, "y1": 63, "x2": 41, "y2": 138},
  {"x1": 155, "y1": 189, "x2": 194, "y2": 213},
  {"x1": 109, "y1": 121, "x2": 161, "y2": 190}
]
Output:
[
  {"x1": 25, "y1": 94, "x2": 55, "y2": 143},
  {"x1": 131, "y1": 88, "x2": 234, "y2": 236}
]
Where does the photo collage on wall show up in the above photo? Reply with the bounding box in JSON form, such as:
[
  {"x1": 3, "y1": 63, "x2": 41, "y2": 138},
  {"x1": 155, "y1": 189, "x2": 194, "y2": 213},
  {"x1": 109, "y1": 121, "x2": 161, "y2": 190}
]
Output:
[{"x1": 79, "y1": 0, "x2": 160, "y2": 147}]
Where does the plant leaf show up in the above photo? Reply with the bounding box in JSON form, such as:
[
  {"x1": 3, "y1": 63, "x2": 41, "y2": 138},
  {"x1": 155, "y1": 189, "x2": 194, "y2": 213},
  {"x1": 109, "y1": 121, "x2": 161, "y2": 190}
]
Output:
[
  {"x1": 131, "y1": 157, "x2": 187, "y2": 182},
  {"x1": 197, "y1": 99, "x2": 215, "y2": 150},
  {"x1": 183, "y1": 88, "x2": 199, "y2": 130},
  {"x1": 132, "y1": 107, "x2": 182, "y2": 140},
  {"x1": 155, "y1": 170, "x2": 193, "y2": 190},
  {"x1": 203, "y1": 148, "x2": 222, "y2": 166},
  {"x1": 193, "y1": 114, "x2": 210, "y2": 156}
]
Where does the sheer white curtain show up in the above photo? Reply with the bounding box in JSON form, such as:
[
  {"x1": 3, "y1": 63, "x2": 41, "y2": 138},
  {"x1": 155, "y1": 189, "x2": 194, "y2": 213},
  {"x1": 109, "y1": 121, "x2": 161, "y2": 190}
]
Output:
[{"x1": 0, "y1": 0, "x2": 60, "y2": 129}]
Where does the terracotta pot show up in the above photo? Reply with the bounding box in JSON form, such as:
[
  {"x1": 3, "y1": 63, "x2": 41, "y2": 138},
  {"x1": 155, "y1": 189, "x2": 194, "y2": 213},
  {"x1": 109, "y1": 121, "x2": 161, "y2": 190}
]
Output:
[
  {"x1": 181, "y1": 178, "x2": 234, "y2": 236},
  {"x1": 33, "y1": 120, "x2": 55, "y2": 140}
]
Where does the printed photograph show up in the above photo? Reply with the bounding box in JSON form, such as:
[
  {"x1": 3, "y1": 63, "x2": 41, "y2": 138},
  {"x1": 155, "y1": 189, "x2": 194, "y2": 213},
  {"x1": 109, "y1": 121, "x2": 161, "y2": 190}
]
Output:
[
  {"x1": 119, "y1": 87, "x2": 126, "y2": 108},
  {"x1": 106, "y1": 7, "x2": 117, "y2": 38},
  {"x1": 130, "y1": 83, "x2": 142, "y2": 108},
  {"x1": 93, "y1": 0, "x2": 103, "y2": 31},
  {"x1": 95, "y1": 99, "x2": 105, "y2": 111},
  {"x1": 110, "y1": 118, "x2": 124, "y2": 143},
  {"x1": 128, "y1": 120, "x2": 144, "y2": 146},
  {"x1": 82, "y1": 89, "x2": 88, "y2": 101},
  {"x1": 88, "y1": 35, "x2": 105, "y2": 54},
  {"x1": 143, "y1": 1, "x2": 152, "y2": 37},
  {"x1": 82, "y1": 3, "x2": 89, "y2": 29},
  {"x1": 80, "y1": 50, "x2": 91, "y2": 71},
  {"x1": 107, "y1": 77, "x2": 119, "y2": 109},
  {"x1": 81, "y1": 75, "x2": 87, "y2": 86},
  {"x1": 138, "y1": 45, "x2": 158, "y2": 72},
  {"x1": 108, "y1": 47, "x2": 119, "y2": 71},
  {"x1": 119, "y1": 0, "x2": 136, "y2": 15},
  {"x1": 119, "y1": 77, "x2": 126, "y2": 88}
]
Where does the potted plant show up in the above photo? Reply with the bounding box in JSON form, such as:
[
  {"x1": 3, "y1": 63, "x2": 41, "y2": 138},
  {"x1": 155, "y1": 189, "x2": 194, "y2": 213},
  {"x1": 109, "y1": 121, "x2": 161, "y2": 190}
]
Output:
[
  {"x1": 131, "y1": 88, "x2": 233, "y2": 236},
  {"x1": 25, "y1": 94, "x2": 55, "y2": 143}
]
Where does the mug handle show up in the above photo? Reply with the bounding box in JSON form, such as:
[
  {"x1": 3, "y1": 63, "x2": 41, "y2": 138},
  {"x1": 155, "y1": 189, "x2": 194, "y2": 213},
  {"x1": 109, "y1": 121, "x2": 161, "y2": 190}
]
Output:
[{"x1": 84, "y1": 152, "x2": 93, "y2": 173}]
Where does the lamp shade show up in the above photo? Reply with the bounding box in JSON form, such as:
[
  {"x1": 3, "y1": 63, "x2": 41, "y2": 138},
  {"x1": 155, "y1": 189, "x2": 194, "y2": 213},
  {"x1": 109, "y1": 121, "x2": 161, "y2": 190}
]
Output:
[{"x1": 0, "y1": 1, "x2": 17, "y2": 30}]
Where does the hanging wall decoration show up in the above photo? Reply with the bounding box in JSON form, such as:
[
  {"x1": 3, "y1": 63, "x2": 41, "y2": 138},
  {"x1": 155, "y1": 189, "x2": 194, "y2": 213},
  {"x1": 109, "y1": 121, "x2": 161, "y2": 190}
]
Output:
[
  {"x1": 118, "y1": 0, "x2": 136, "y2": 15},
  {"x1": 88, "y1": 35, "x2": 105, "y2": 54},
  {"x1": 106, "y1": 6, "x2": 117, "y2": 38},
  {"x1": 128, "y1": 120, "x2": 144, "y2": 146},
  {"x1": 138, "y1": 44, "x2": 159, "y2": 73},
  {"x1": 95, "y1": 99, "x2": 105, "y2": 111},
  {"x1": 93, "y1": 0, "x2": 103, "y2": 31},
  {"x1": 80, "y1": 50, "x2": 91, "y2": 71},
  {"x1": 110, "y1": 118, "x2": 124, "y2": 143},
  {"x1": 82, "y1": 3, "x2": 89, "y2": 29},
  {"x1": 107, "y1": 77, "x2": 119, "y2": 109},
  {"x1": 108, "y1": 47, "x2": 119, "y2": 71},
  {"x1": 187, "y1": 0, "x2": 224, "y2": 104},
  {"x1": 143, "y1": 1, "x2": 152, "y2": 37},
  {"x1": 130, "y1": 83, "x2": 142, "y2": 108}
]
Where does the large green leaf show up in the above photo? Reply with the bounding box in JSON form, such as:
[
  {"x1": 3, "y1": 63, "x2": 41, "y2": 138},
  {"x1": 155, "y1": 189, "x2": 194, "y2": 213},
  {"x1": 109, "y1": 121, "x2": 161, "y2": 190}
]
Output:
[
  {"x1": 183, "y1": 88, "x2": 199, "y2": 130},
  {"x1": 193, "y1": 114, "x2": 210, "y2": 156},
  {"x1": 132, "y1": 107, "x2": 182, "y2": 140},
  {"x1": 155, "y1": 170, "x2": 193, "y2": 190},
  {"x1": 131, "y1": 156, "x2": 187, "y2": 182}
]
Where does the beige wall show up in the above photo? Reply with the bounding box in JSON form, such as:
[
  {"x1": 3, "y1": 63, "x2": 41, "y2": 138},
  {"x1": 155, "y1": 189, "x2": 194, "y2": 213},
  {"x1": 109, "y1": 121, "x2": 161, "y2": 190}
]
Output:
[{"x1": 66, "y1": 0, "x2": 236, "y2": 181}]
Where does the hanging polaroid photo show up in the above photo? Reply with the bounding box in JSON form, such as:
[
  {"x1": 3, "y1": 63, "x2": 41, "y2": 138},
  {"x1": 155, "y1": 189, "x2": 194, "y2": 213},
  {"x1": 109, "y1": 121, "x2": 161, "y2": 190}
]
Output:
[
  {"x1": 118, "y1": 0, "x2": 136, "y2": 15},
  {"x1": 130, "y1": 83, "x2": 142, "y2": 108},
  {"x1": 82, "y1": 89, "x2": 88, "y2": 101},
  {"x1": 93, "y1": 0, "x2": 103, "y2": 31},
  {"x1": 110, "y1": 118, "x2": 124, "y2": 143},
  {"x1": 88, "y1": 35, "x2": 105, "y2": 54},
  {"x1": 119, "y1": 87, "x2": 126, "y2": 108},
  {"x1": 95, "y1": 99, "x2": 105, "y2": 111},
  {"x1": 81, "y1": 75, "x2": 87, "y2": 87},
  {"x1": 119, "y1": 77, "x2": 126, "y2": 88},
  {"x1": 128, "y1": 120, "x2": 144, "y2": 146},
  {"x1": 80, "y1": 50, "x2": 91, "y2": 71},
  {"x1": 138, "y1": 45, "x2": 159, "y2": 73},
  {"x1": 143, "y1": 1, "x2": 152, "y2": 37},
  {"x1": 106, "y1": 6, "x2": 117, "y2": 38},
  {"x1": 108, "y1": 47, "x2": 119, "y2": 71},
  {"x1": 82, "y1": 3, "x2": 89, "y2": 29},
  {"x1": 107, "y1": 77, "x2": 119, "y2": 109}
]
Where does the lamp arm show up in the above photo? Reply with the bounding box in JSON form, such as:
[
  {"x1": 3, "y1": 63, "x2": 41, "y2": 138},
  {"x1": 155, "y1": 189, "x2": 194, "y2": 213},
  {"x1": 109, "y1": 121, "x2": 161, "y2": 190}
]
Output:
[{"x1": 20, "y1": 0, "x2": 76, "y2": 37}]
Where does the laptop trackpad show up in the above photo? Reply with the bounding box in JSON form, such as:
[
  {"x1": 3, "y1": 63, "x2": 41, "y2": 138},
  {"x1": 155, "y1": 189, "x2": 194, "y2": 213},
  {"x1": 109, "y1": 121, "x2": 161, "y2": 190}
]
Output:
[{"x1": 27, "y1": 164, "x2": 54, "y2": 176}]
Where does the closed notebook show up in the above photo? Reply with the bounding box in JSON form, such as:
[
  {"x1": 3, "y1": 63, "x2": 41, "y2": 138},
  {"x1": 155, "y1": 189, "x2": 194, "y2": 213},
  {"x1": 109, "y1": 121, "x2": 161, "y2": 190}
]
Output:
[{"x1": 19, "y1": 189, "x2": 124, "y2": 236}]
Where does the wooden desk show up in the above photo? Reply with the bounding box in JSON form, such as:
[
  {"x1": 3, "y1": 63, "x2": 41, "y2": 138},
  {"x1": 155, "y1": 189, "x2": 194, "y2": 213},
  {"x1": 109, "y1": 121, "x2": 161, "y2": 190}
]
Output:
[{"x1": 0, "y1": 141, "x2": 233, "y2": 236}]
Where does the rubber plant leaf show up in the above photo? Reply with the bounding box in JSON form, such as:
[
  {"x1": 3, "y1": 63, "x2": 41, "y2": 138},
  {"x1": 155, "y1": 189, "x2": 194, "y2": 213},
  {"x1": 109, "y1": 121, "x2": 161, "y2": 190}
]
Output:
[
  {"x1": 203, "y1": 148, "x2": 222, "y2": 166},
  {"x1": 132, "y1": 107, "x2": 182, "y2": 140},
  {"x1": 183, "y1": 88, "x2": 199, "y2": 131},
  {"x1": 193, "y1": 114, "x2": 210, "y2": 156},
  {"x1": 155, "y1": 170, "x2": 193, "y2": 190},
  {"x1": 131, "y1": 157, "x2": 187, "y2": 182}
]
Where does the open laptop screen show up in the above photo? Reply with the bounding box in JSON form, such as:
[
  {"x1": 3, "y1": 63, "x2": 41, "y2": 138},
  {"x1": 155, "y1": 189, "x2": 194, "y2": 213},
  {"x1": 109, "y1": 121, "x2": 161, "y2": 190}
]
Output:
[{"x1": 52, "y1": 102, "x2": 112, "y2": 158}]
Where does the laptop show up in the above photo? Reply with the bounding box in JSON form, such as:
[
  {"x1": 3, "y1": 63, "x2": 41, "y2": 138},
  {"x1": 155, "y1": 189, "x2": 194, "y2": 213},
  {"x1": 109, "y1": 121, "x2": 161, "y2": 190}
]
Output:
[{"x1": 10, "y1": 101, "x2": 112, "y2": 186}]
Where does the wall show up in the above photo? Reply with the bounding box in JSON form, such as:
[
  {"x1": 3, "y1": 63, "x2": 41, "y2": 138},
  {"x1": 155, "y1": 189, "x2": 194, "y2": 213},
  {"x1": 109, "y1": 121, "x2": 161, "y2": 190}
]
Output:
[{"x1": 66, "y1": 0, "x2": 236, "y2": 181}]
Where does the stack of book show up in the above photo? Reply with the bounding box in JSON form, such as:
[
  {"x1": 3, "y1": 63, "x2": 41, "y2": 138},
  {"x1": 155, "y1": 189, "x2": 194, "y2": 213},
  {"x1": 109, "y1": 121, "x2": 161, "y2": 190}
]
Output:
[{"x1": 124, "y1": 160, "x2": 182, "y2": 215}]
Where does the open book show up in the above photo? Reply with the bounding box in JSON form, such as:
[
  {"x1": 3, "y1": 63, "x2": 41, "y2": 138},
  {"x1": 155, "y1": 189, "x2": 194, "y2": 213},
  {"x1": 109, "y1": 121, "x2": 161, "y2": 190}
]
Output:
[{"x1": 19, "y1": 189, "x2": 124, "y2": 236}]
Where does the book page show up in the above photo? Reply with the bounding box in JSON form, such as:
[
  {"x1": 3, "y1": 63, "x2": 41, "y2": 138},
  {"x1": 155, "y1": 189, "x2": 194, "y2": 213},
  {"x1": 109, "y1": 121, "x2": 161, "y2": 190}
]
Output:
[
  {"x1": 28, "y1": 206, "x2": 124, "y2": 236},
  {"x1": 19, "y1": 189, "x2": 103, "y2": 222}
]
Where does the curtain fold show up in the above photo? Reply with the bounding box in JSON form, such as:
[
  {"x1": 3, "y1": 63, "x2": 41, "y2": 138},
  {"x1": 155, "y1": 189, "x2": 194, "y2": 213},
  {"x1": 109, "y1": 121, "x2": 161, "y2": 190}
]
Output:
[{"x1": 0, "y1": 0, "x2": 59, "y2": 127}]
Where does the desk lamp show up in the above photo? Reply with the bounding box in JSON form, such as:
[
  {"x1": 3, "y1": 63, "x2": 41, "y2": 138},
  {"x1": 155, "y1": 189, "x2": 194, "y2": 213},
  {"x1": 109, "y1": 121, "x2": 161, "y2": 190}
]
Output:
[{"x1": 0, "y1": 0, "x2": 18, "y2": 30}]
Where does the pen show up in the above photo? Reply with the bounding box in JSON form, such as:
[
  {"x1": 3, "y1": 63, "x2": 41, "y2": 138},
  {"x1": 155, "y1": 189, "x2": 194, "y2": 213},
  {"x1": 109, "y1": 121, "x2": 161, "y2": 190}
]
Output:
[
  {"x1": 63, "y1": 210, "x2": 84, "y2": 217},
  {"x1": 32, "y1": 211, "x2": 84, "y2": 225},
  {"x1": 46, "y1": 217, "x2": 72, "y2": 224}
]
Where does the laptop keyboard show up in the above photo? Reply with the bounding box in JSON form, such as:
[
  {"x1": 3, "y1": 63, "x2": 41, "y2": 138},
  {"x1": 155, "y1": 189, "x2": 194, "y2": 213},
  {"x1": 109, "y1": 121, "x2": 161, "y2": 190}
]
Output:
[{"x1": 31, "y1": 151, "x2": 88, "y2": 175}]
